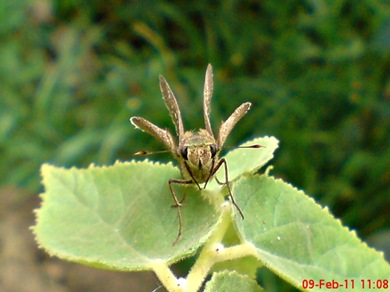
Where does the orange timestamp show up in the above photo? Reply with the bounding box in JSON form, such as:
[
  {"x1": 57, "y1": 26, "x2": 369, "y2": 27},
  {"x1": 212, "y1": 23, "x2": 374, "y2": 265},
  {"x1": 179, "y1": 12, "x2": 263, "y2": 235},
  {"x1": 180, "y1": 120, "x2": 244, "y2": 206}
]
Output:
[{"x1": 302, "y1": 279, "x2": 389, "y2": 290}]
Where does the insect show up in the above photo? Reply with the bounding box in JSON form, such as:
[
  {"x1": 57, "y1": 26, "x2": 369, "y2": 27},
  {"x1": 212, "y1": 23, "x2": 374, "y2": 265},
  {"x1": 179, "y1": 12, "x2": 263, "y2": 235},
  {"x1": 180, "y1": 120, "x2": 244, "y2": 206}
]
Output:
[{"x1": 130, "y1": 64, "x2": 253, "y2": 244}]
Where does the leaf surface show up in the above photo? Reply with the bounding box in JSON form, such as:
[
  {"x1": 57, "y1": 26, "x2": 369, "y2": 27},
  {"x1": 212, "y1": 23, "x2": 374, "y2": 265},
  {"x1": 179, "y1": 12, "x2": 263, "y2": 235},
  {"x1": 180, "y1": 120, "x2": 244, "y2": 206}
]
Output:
[
  {"x1": 234, "y1": 175, "x2": 390, "y2": 290},
  {"x1": 34, "y1": 161, "x2": 219, "y2": 270}
]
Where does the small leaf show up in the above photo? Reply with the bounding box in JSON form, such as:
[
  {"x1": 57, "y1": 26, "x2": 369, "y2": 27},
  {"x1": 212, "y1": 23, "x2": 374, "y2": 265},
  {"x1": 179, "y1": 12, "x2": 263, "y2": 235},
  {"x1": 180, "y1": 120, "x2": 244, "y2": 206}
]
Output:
[
  {"x1": 224, "y1": 136, "x2": 278, "y2": 181},
  {"x1": 204, "y1": 270, "x2": 264, "y2": 292},
  {"x1": 209, "y1": 136, "x2": 279, "y2": 191},
  {"x1": 234, "y1": 175, "x2": 390, "y2": 289},
  {"x1": 211, "y1": 256, "x2": 262, "y2": 279},
  {"x1": 34, "y1": 161, "x2": 220, "y2": 270}
]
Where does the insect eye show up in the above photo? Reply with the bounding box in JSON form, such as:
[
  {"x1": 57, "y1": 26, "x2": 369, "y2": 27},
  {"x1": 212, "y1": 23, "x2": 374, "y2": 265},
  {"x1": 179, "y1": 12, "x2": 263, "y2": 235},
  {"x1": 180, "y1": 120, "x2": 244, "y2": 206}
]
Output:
[
  {"x1": 210, "y1": 144, "x2": 218, "y2": 158},
  {"x1": 180, "y1": 146, "x2": 188, "y2": 160}
]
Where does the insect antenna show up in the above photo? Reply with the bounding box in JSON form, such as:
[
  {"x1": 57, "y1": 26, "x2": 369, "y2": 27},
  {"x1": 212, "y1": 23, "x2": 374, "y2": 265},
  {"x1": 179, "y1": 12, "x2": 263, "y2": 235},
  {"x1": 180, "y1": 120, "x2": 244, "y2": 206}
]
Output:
[
  {"x1": 132, "y1": 149, "x2": 171, "y2": 156},
  {"x1": 224, "y1": 144, "x2": 264, "y2": 150}
]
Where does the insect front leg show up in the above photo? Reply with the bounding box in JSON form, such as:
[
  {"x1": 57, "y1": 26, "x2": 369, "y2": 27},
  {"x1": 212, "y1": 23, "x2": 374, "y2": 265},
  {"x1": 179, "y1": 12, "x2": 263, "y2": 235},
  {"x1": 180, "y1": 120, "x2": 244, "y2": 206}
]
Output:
[
  {"x1": 212, "y1": 158, "x2": 245, "y2": 220},
  {"x1": 168, "y1": 178, "x2": 193, "y2": 245},
  {"x1": 169, "y1": 178, "x2": 194, "y2": 206}
]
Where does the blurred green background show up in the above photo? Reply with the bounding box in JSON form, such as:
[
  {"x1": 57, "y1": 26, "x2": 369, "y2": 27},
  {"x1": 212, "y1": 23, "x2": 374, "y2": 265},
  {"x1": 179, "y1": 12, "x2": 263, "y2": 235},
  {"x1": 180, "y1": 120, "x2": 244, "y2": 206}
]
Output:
[{"x1": 1, "y1": 0, "x2": 389, "y2": 290}]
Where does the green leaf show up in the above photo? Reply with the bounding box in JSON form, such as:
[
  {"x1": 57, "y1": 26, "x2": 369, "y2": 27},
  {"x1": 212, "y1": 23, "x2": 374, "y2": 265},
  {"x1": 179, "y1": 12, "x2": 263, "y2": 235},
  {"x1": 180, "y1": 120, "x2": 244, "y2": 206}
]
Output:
[
  {"x1": 34, "y1": 161, "x2": 220, "y2": 270},
  {"x1": 234, "y1": 175, "x2": 390, "y2": 290},
  {"x1": 33, "y1": 136, "x2": 278, "y2": 272},
  {"x1": 204, "y1": 270, "x2": 264, "y2": 292},
  {"x1": 211, "y1": 255, "x2": 262, "y2": 280}
]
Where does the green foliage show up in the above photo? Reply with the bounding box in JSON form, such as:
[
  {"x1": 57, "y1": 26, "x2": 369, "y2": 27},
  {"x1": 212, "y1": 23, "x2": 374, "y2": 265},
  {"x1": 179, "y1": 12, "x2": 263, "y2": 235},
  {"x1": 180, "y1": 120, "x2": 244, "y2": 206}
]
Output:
[
  {"x1": 36, "y1": 160, "x2": 218, "y2": 269},
  {"x1": 34, "y1": 137, "x2": 390, "y2": 291},
  {"x1": 1, "y1": 0, "x2": 389, "y2": 289},
  {"x1": 34, "y1": 137, "x2": 277, "y2": 267},
  {"x1": 235, "y1": 175, "x2": 389, "y2": 287}
]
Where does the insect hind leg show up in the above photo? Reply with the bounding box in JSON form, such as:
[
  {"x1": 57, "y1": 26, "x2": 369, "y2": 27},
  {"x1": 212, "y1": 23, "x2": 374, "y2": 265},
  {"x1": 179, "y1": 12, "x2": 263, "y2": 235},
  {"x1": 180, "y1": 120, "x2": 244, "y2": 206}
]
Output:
[{"x1": 214, "y1": 175, "x2": 227, "y2": 185}]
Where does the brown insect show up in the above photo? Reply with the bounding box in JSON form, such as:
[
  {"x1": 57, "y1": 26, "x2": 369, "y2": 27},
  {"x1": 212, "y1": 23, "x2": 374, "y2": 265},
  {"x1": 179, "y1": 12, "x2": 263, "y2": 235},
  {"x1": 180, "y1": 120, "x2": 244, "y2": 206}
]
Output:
[{"x1": 130, "y1": 64, "x2": 253, "y2": 244}]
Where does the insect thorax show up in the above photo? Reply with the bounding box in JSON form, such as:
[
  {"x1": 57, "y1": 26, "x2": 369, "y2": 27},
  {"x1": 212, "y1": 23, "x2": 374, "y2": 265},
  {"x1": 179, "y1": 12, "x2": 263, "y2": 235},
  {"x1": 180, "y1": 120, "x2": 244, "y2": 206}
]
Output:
[{"x1": 177, "y1": 129, "x2": 219, "y2": 183}]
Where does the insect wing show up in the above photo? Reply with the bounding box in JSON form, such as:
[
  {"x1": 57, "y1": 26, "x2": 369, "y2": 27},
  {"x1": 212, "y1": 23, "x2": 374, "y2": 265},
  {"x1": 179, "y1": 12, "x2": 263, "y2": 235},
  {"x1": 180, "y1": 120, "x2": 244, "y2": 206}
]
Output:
[
  {"x1": 159, "y1": 76, "x2": 185, "y2": 138},
  {"x1": 217, "y1": 102, "x2": 251, "y2": 147},
  {"x1": 203, "y1": 64, "x2": 214, "y2": 137},
  {"x1": 130, "y1": 117, "x2": 176, "y2": 152}
]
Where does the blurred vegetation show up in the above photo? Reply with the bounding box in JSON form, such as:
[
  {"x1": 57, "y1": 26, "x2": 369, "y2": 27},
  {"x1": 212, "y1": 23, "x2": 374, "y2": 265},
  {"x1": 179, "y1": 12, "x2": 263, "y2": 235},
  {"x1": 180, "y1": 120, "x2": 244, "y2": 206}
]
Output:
[{"x1": 1, "y1": 0, "x2": 389, "y2": 289}]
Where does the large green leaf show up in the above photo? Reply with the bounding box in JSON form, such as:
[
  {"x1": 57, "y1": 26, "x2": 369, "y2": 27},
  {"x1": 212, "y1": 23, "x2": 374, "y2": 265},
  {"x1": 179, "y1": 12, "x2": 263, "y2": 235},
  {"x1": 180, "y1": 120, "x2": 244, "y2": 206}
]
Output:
[
  {"x1": 34, "y1": 161, "x2": 218, "y2": 270},
  {"x1": 33, "y1": 136, "x2": 277, "y2": 271},
  {"x1": 234, "y1": 175, "x2": 390, "y2": 290}
]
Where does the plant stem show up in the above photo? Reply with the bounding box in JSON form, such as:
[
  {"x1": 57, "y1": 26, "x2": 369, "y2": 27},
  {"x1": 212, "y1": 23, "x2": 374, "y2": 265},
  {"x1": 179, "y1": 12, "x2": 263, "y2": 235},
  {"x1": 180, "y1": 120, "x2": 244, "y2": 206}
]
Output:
[
  {"x1": 153, "y1": 261, "x2": 185, "y2": 292},
  {"x1": 153, "y1": 205, "x2": 258, "y2": 292},
  {"x1": 186, "y1": 207, "x2": 257, "y2": 292}
]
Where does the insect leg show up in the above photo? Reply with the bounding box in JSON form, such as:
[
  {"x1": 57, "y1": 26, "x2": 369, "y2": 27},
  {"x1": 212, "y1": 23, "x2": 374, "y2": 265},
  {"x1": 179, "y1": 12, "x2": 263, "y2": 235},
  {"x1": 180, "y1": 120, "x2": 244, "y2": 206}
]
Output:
[
  {"x1": 168, "y1": 178, "x2": 193, "y2": 245},
  {"x1": 214, "y1": 176, "x2": 225, "y2": 185},
  {"x1": 212, "y1": 158, "x2": 245, "y2": 219}
]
